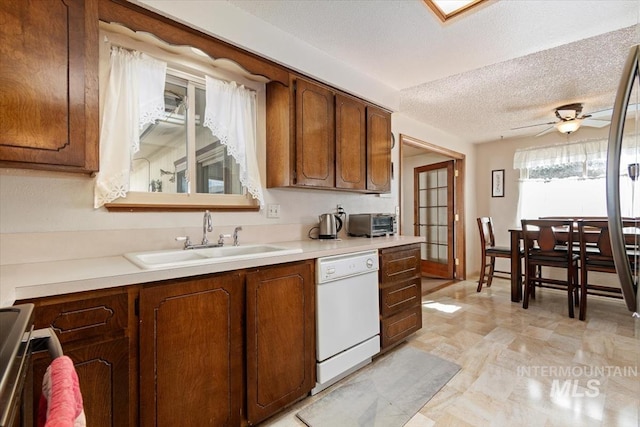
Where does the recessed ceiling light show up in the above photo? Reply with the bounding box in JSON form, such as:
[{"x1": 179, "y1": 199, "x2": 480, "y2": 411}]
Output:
[{"x1": 423, "y1": 0, "x2": 489, "y2": 22}]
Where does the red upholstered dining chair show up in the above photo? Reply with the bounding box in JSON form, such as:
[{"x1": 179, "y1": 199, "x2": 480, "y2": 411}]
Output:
[
  {"x1": 577, "y1": 219, "x2": 639, "y2": 321},
  {"x1": 477, "y1": 217, "x2": 514, "y2": 292},
  {"x1": 521, "y1": 219, "x2": 580, "y2": 318}
]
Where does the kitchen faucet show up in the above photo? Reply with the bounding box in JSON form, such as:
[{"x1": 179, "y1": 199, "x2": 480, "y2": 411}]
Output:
[
  {"x1": 202, "y1": 210, "x2": 213, "y2": 245},
  {"x1": 217, "y1": 226, "x2": 243, "y2": 246},
  {"x1": 233, "y1": 226, "x2": 242, "y2": 246}
]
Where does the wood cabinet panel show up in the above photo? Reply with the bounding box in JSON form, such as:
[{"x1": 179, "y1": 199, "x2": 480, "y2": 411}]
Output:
[
  {"x1": 31, "y1": 336, "x2": 130, "y2": 427},
  {"x1": 335, "y1": 94, "x2": 366, "y2": 190},
  {"x1": 380, "y1": 243, "x2": 421, "y2": 284},
  {"x1": 380, "y1": 277, "x2": 421, "y2": 318},
  {"x1": 366, "y1": 106, "x2": 392, "y2": 192},
  {"x1": 30, "y1": 292, "x2": 128, "y2": 345},
  {"x1": 0, "y1": 0, "x2": 98, "y2": 172},
  {"x1": 246, "y1": 261, "x2": 315, "y2": 425},
  {"x1": 380, "y1": 305, "x2": 422, "y2": 349},
  {"x1": 139, "y1": 273, "x2": 243, "y2": 427},
  {"x1": 266, "y1": 81, "x2": 294, "y2": 188},
  {"x1": 295, "y1": 78, "x2": 335, "y2": 187}
]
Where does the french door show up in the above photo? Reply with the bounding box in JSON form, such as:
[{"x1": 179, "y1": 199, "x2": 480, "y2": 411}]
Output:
[{"x1": 414, "y1": 160, "x2": 455, "y2": 279}]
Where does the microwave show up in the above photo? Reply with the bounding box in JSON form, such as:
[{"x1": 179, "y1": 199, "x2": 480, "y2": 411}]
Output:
[{"x1": 348, "y1": 214, "x2": 397, "y2": 237}]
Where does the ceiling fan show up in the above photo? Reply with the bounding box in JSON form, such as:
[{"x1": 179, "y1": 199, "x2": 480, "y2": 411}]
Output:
[{"x1": 513, "y1": 103, "x2": 611, "y2": 136}]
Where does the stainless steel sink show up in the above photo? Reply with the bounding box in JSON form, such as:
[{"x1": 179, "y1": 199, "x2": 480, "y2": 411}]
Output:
[{"x1": 124, "y1": 244, "x2": 303, "y2": 270}]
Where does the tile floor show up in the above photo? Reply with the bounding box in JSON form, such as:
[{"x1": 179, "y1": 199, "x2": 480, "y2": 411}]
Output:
[{"x1": 265, "y1": 278, "x2": 640, "y2": 427}]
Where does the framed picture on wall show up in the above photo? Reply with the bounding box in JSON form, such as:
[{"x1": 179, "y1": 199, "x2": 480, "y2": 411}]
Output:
[{"x1": 492, "y1": 169, "x2": 505, "y2": 198}]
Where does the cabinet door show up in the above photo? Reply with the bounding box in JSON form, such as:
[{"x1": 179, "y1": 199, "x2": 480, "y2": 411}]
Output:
[
  {"x1": 295, "y1": 78, "x2": 335, "y2": 187},
  {"x1": 0, "y1": 0, "x2": 98, "y2": 172},
  {"x1": 335, "y1": 94, "x2": 366, "y2": 190},
  {"x1": 381, "y1": 305, "x2": 423, "y2": 349},
  {"x1": 246, "y1": 261, "x2": 315, "y2": 425},
  {"x1": 366, "y1": 106, "x2": 392, "y2": 192},
  {"x1": 31, "y1": 337, "x2": 130, "y2": 427},
  {"x1": 380, "y1": 243, "x2": 421, "y2": 285},
  {"x1": 139, "y1": 274, "x2": 244, "y2": 427}
]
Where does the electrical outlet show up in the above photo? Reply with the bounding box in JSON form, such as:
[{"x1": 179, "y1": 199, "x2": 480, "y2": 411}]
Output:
[
  {"x1": 337, "y1": 204, "x2": 344, "y2": 214},
  {"x1": 267, "y1": 204, "x2": 280, "y2": 218}
]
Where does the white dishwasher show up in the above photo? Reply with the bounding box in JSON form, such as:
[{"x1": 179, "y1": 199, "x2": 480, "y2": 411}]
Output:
[{"x1": 313, "y1": 249, "x2": 380, "y2": 395}]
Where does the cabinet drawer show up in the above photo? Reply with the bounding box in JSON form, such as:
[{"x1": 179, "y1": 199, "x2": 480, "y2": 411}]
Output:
[
  {"x1": 379, "y1": 244, "x2": 420, "y2": 284},
  {"x1": 380, "y1": 305, "x2": 422, "y2": 349},
  {"x1": 30, "y1": 291, "x2": 128, "y2": 345},
  {"x1": 380, "y1": 277, "x2": 421, "y2": 317}
]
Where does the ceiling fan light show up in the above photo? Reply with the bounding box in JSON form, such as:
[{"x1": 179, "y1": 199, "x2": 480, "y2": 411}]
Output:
[{"x1": 556, "y1": 120, "x2": 581, "y2": 134}]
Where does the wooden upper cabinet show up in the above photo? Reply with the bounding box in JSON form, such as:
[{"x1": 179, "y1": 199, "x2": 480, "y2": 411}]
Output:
[
  {"x1": 336, "y1": 93, "x2": 366, "y2": 190},
  {"x1": 366, "y1": 106, "x2": 392, "y2": 192},
  {"x1": 266, "y1": 75, "x2": 392, "y2": 194},
  {"x1": 295, "y1": 78, "x2": 335, "y2": 188},
  {"x1": 0, "y1": 0, "x2": 99, "y2": 172}
]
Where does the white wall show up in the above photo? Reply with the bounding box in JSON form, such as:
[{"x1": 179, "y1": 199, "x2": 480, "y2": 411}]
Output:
[{"x1": 475, "y1": 126, "x2": 612, "y2": 274}]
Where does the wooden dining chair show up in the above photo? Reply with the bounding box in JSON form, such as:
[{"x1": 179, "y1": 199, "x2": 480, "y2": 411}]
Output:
[
  {"x1": 577, "y1": 220, "x2": 638, "y2": 321},
  {"x1": 521, "y1": 219, "x2": 579, "y2": 318},
  {"x1": 477, "y1": 217, "x2": 514, "y2": 292}
]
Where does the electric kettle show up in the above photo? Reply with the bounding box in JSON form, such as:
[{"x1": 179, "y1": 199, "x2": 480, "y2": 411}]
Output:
[{"x1": 318, "y1": 213, "x2": 343, "y2": 239}]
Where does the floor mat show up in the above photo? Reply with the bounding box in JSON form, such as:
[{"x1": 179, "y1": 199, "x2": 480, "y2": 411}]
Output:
[{"x1": 296, "y1": 345, "x2": 460, "y2": 427}]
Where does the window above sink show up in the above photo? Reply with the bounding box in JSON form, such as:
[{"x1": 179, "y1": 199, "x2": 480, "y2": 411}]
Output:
[{"x1": 98, "y1": 21, "x2": 269, "y2": 212}]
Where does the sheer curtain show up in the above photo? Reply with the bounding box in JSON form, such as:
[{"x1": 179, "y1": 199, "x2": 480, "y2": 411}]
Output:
[
  {"x1": 515, "y1": 139, "x2": 638, "y2": 218},
  {"x1": 203, "y1": 76, "x2": 265, "y2": 207},
  {"x1": 94, "y1": 47, "x2": 166, "y2": 208}
]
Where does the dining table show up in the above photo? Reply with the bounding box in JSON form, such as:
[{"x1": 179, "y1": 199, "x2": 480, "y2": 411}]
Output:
[{"x1": 508, "y1": 220, "x2": 639, "y2": 303}]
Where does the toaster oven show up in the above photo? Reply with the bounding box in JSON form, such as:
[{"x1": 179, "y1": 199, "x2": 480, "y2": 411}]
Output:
[{"x1": 348, "y1": 214, "x2": 397, "y2": 237}]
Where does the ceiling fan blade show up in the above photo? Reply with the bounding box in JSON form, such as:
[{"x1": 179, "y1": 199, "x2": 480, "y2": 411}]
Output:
[
  {"x1": 535, "y1": 126, "x2": 555, "y2": 137},
  {"x1": 581, "y1": 118, "x2": 610, "y2": 128},
  {"x1": 511, "y1": 121, "x2": 556, "y2": 130},
  {"x1": 588, "y1": 103, "x2": 639, "y2": 120}
]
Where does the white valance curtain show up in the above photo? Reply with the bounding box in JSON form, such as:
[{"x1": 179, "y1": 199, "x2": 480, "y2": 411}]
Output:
[
  {"x1": 203, "y1": 76, "x2": 265, "y2": 207},
  {"x1": 94, "y1": 47, "x2": 167, "y2": 208},
  {"x1": 513, "y1": 138, "x2": 638, "y2": 170},
  {"x1": 514, "y1": 138, "x2": 639, "y2": 219}
]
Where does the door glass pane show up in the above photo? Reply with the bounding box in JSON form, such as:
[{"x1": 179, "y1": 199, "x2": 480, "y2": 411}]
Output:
[
  {"x1": 427, "y1": 170, "x2": 438, "y2": 188},
  {"x1": 437, "y1": 168, "x2": 447, "y2": 184},
  {"x1": 427, "y1": 207, "x2": 438, "y2": 224},
  {"x1": 419, "y1": 189, "x2": 428, "y2": 206},
  {"x1": 437, "y1": 187, "x2": 448, "y2": 206},
  {"x1": 427, "y1": 188, "x2": 438, "y2": 206},
  {"x1": 419, "y1": 172, "x2": 427, "y2": 189}
]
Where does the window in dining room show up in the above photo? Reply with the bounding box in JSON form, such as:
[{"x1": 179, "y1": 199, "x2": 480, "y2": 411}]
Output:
[{"x1": 514, "y1": 139, "x2": 638, "y2": 219}]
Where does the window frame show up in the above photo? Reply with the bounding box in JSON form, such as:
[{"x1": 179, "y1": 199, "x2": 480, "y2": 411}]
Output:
[{"x1": 100, "y1": 23, "x2": 264, "y2": 212}]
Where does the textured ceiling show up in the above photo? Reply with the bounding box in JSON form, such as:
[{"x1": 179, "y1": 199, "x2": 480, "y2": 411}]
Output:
[{"x1": 227, "y1": 0, "x2": 640, "y2": 144}]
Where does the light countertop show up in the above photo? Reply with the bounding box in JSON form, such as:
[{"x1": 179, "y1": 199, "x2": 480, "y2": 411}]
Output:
[{"x1": 1, "y1": 235, "x2": 422, "y2": 307}]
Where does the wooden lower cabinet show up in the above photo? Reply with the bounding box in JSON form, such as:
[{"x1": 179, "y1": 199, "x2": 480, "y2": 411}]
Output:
[
  {"x1": 19, "y1": 288, "x2": 134, "y2": 426},
  {"x1": 139, "y1": 273, "x2": 244, "y2": 427},
  {"x1": 31, "y1": 338, "x2": 130, "y2": 426},
  {"x1": 20, "y1": 260, "x2": 316, "y2": 426},
  {"x1": 245, "y1": 261, "x2": 315, "y2": 425},
  {"x1": 379, "y1": 244, "x2": 422, "y2": 351}
]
